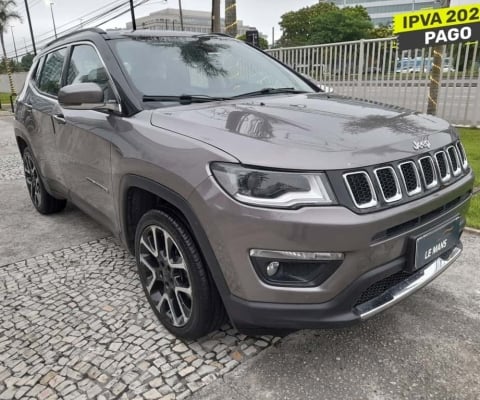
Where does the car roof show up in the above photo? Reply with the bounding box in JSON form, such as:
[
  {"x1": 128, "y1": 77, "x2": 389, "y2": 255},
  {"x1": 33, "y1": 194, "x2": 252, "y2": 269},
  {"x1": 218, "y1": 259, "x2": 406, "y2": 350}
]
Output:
[{"x1": 41, "y1": 28, "x2": 231, "y2": 54}]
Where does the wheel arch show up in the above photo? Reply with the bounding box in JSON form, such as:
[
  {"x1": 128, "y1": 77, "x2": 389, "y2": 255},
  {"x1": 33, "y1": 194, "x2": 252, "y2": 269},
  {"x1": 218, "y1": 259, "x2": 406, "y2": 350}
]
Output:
[
  {"x1": 16, "y1": 136, "x2": 28, "y2": 155},
  {"x1": 119, "y1": 174, "x2": 233, "y2": 309}
]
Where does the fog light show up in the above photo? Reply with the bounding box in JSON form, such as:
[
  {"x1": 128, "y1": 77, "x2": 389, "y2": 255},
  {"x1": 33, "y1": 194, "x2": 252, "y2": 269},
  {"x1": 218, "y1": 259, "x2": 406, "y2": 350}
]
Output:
[
  {"x1": 266, "y1": 261, "x2": 280, "y2": 276},
  {"x1": 249, "y1": 249, "x2": 344, "y2": 287}
]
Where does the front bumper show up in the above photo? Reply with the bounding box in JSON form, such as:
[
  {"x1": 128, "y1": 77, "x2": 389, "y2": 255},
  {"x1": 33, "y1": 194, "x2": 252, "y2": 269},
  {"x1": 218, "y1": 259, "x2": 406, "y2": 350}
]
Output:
[
  {"x1": 224, "y1": 243, "x2": 462, "y2": 333},
  {"x1": 188, "y1": 170, "x2": 473, "y2": 330}
]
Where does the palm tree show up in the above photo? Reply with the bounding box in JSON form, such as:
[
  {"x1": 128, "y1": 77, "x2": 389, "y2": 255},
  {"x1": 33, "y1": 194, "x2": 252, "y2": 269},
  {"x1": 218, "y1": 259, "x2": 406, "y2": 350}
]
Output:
[
  {"x1": 0, "y1": 0, "x2": 21, "y2": 94},
  {"x1": 225, "y1": 0, "x2": 237, "y2": 37}
]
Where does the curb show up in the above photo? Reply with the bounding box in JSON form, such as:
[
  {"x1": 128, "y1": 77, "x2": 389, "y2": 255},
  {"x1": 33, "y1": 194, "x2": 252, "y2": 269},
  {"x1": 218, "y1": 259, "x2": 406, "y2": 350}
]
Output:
[{"x1": 465, "y1": 227, "x2": 480, "y2": 236}]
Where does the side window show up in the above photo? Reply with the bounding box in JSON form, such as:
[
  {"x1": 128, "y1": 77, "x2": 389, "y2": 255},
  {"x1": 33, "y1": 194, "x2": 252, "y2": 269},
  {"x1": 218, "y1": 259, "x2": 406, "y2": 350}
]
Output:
[
  {"x1": 66, "y1": 45, "x2": 115, "y2": 101},
  {"x1": 38, "y1": 48, "x2": 67, "y2": 96}
]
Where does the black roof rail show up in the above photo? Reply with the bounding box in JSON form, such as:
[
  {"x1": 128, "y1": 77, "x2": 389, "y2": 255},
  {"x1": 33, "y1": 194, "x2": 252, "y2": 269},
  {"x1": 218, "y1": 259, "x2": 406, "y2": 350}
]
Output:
[{"x1": 44, "y1": 27, "x2": 106, "y2": 49}]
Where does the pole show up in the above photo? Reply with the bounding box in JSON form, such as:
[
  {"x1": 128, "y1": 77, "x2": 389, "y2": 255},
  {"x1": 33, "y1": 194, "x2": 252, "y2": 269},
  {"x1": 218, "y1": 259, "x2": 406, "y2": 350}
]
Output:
[
  {"x1": 212, "y1": 0, "x2": 221, "y2": 33},
  {"x1": 50, "y1": 2, "x2": 57, "y2": 39},
  {"x1": 427, "y1": 0, "x2": 450, "y2": 115},
  {"x1": 178, "y1": 0, "x2": 184, "y2": 31},
  {"x1": 24, "y1": 0, "x2": 36, "y2": 55},
  {"x1": 272, "y1": 27, "x2": 275, "y2": 48},
  {"x1": 129, "y1": 0, "x2": 137, "y2": 30},
  {"x1": 10, "y1": 27, "x2": 18, "y2": 62}
]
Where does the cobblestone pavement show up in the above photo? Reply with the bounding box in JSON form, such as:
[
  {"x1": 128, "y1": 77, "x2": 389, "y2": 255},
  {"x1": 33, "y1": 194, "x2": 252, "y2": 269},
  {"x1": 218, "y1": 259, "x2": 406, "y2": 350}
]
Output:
[
  {"x1": 0, "y1": 154, "x2": 23, "y2": 181},
  {"x1": 0, "y1": 118, "x2": 278, "y2": 399},
  {"x1": 0, "y1": 238, "x2": 277, "y2": 400}
]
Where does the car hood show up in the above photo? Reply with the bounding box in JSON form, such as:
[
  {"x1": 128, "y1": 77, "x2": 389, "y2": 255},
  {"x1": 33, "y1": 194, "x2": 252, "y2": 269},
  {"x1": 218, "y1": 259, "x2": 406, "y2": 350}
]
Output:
[{"x1": 150, "y1": 93, "x2": 457, "y2": 170}]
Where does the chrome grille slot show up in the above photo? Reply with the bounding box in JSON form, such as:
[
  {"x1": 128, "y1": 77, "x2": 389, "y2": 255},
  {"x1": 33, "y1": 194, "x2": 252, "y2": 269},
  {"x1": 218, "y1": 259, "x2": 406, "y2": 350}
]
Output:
[
  {"x1": 456, "y1": 142, "x2": 468, "y2": 170},
  {"x1": 447, "y1": 146, "x2": 462, "y2": 176},
  {"x1": 374, "y1": 167, "x2": 402, "y2": 203},
  {"x1": 343, "y1": 172, "x2": 378, "y2": 209},
  {"x1": 418, "y1": 156, "x2": 438, "y2": 189},
  {"x1": 398, "y1": 161, "x2": 421, "y2": 196},
  {"x1": 435, "y1": 151, "x2": 451, "y2": 182}
]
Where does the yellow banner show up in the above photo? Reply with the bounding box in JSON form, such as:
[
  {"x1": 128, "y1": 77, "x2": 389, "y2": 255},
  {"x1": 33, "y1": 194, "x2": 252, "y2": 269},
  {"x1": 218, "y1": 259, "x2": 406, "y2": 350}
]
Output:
[{"x1": 393, "y1": 4, "x2": 480, "y2": 34}]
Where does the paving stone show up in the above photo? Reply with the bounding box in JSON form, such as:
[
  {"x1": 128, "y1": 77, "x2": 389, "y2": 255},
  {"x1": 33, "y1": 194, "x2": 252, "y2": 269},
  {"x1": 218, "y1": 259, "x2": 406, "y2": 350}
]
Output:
[
  {"x1": 0, "y1": 388, "x2": 15, "y2": 400},
  {"x1": 149, "y1": 377, "x2": 164, "y2": 388},
  {"x1": 178, "y1": 366, "x2": 195, "y2": 377},
  {"x1": 144, "y1": 388, "x2": 162, "y2": 399}
]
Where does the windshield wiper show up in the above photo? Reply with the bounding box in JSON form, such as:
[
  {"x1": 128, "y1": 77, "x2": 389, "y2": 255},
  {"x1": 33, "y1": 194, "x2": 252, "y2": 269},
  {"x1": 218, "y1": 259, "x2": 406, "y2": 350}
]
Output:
[
  {"x1": 231, "y1": 87, "x2": 309, "y2": 99},
  {"x1": 142, "y1": 94, "x2": 228, "y2": 104}
]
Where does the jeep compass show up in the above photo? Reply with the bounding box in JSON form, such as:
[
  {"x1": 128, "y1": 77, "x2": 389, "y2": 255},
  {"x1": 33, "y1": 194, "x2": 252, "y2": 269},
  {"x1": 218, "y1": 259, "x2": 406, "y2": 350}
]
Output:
[{"x1": 14, "y1": 29, "x2": 474, "y2": 339}]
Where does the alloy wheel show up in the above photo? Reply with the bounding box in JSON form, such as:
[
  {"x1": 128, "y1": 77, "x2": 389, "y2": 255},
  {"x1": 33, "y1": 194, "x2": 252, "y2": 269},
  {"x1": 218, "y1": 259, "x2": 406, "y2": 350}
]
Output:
[
  {"x1": 138, "y1": 225, "x2": 193, "y2": 327},
  {"x1": 23, "y1": 151, "x2": 41, "y2": 208}
]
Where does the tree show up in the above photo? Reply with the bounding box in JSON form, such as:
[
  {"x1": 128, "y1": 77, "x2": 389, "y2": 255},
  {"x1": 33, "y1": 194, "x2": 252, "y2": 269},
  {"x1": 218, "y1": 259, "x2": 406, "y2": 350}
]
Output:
[
  {"x1": 279, "y1": 2, "x2": 336, "y2": 47},
  {"x1": 21, "y1": 52, "x2": 34, "y2": 70},
  {"x1": 279, "y1": 3, "x2": 374, "y2": 46},
  {"x1": 0, "y1": 0, "x2": 21, "y2": 92},
  {"x1": 369, "y1": 23, "x2": 393, "y2": 39},
  {"x1": 237, "y1": 34, "x2": 269, "y2": 50}
]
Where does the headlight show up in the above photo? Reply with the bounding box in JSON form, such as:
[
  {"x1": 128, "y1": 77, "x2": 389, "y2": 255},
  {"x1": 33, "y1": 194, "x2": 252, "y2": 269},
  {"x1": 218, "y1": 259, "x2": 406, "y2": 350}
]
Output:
[{"x1": 210, "y1": 162, "x2": 336, "y2": 208}]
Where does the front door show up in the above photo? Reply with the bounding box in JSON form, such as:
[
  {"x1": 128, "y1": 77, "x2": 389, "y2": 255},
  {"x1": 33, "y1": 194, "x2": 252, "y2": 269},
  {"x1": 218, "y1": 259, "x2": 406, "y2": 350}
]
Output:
[{"x1": 53, "y1": 44, "x2": 118, "y2": 232}]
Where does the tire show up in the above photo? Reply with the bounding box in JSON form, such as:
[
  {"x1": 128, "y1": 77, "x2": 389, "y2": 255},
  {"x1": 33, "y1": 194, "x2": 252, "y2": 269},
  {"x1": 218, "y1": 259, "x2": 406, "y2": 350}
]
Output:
[
  {"x1": 135, "y1": 209, "x2": 226, "y2": 339},
  {"x1": 22, "y1": 147, "x2": 67, "y2": 215}
]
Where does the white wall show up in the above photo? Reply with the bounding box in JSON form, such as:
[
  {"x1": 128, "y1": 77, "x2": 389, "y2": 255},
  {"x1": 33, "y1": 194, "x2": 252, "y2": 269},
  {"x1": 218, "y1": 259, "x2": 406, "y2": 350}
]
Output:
[{"x1": 0, "y1": 72, "x2": 28, "y2": 94}]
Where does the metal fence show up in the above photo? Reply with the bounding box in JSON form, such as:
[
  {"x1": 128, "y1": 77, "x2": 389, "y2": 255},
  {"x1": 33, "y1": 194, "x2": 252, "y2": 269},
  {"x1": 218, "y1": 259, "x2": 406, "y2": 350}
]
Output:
[{"x1": 266, "y1": 37, "x2": 480, "y2": 127}]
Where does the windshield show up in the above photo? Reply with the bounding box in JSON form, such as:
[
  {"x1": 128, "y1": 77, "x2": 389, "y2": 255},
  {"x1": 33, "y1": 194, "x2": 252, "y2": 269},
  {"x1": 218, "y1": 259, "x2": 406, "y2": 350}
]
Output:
[{"x1": 111, "y1": 35, "x2": 315, "y2": 100}]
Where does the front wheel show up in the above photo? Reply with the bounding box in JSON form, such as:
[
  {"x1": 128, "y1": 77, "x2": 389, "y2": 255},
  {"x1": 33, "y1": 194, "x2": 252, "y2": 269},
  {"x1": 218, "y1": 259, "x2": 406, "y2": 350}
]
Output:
[
  {"x1": 135, "y1": 210, "x2": 225, "y2": 339},
  {"x1": 22, "y1": 147, "x2": 66, "y2": 214}
]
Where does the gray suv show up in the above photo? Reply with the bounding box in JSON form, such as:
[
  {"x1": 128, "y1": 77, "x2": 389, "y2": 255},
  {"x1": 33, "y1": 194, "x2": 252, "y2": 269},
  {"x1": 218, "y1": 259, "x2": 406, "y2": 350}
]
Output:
[{"x1": 15, "y1": 29, "x2": 474, "y2": 339}]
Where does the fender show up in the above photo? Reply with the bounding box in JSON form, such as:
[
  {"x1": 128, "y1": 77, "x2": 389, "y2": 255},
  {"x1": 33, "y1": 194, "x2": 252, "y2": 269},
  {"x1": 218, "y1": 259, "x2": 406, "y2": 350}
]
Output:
[{"x1": 119, "y1": 174, "x2": 234, "y2": 313}]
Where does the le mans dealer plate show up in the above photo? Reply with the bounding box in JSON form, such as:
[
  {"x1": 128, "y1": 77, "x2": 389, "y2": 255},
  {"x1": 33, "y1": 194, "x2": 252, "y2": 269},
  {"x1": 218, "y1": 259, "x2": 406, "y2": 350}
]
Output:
[{"x1": 411, "y1": 217, "x2": 463, "y2": 271}]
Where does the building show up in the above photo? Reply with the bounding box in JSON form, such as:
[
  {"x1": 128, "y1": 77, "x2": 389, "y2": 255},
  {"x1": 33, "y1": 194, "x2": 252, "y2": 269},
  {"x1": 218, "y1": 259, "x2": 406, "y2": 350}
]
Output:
[
  {"x1": 328, "y1": 0, "x2": 437, "y2": 25},
  {"x1": 126, "y1": 8, "x2": 256, "y2": 36}
]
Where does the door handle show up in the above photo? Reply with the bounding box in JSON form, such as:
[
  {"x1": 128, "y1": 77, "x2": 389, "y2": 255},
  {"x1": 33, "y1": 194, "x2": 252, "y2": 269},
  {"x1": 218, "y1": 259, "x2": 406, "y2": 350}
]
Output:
[
  {"x1": 25, "y1": 103, "x2": 33, "y2": 110},
  {"x1": 52, "y1": 114, "x2": 66, "y2": 125}
]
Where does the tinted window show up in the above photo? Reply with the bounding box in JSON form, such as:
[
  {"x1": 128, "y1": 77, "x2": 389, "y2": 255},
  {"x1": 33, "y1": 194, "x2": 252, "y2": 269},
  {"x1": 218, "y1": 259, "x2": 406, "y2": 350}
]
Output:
[
  {"x1": 38, "y1": 48, "x2": 67, "y2": 96},
  {"x1": 66, "y1": 45, "x2": 114, "y2": 101}
]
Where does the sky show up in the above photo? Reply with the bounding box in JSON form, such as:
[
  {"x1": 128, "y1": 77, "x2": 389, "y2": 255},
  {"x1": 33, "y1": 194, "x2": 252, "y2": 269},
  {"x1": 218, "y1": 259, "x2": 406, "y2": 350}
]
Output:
[{"x1": 5, "y1": 0, "x2": 318, "y2": 59}]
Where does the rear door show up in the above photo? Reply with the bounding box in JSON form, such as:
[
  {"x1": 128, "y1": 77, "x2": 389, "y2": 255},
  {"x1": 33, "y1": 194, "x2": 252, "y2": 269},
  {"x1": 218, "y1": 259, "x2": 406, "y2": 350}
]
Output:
[
  {"x1": 22, "y1": 48, "x2": 68, "y2": 193},
  {"x1": 53, "y1": 43, "x2": 119, "y2": 232}
]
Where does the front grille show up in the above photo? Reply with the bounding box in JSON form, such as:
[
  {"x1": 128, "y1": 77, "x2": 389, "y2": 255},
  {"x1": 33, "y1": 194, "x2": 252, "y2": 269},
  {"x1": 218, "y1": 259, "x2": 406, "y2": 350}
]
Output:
[
  {"x1": 342, "y1": 141, "x2": 468, "y2": 211},
  {"x1": 447, "y1": 146, "x2": 461, "y2": 176},
  {"x1": 399, "y1": 161, "x2": 421, "y2": 195},
  {"x1": 419, "y1": 156, "x2": 437, "y2": 188},
  {"x1": 375, "y1": 167, "x2": 401, "y2": 202},
  {"x1": 344, "y1": 172, "x2": 377, "y2": 208},
  {"x1": 354, "y1": 270, "x2": 413, "y2": 306},
  {"x1": 435, "y1": 151, "x2": 451, "y2": 182},
  {"x1": 456, "y1": 142, "x2": 468, "y2": 169}
]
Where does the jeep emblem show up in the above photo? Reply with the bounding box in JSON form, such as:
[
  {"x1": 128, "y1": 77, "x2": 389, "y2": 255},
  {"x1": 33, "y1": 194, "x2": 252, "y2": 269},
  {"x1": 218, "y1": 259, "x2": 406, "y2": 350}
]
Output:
[{"x1": 413, "y1": 138, "x2": 431, "y2": 151}]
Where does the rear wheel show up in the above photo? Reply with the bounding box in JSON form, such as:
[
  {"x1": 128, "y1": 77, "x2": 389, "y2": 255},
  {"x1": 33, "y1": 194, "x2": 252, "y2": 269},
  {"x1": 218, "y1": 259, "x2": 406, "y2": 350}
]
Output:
[
  {"x1": 135, "y1": 209, "x2": 225, "y2": 339},
  {"x1": 22, "y1": 147, "x2": 66, "y2": 214}
]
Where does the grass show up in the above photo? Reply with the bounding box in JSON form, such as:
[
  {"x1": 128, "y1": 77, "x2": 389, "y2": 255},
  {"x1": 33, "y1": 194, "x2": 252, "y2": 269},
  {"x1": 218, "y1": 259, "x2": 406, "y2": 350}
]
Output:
[
  {"x1": 459, "y1": 128, "x2": 480, "y2": 229},
  {"x1": 459, "y1": 128, "x2": 480, "y2": 187},
  {"x1": 0, "y1": 92, "x2": 16, "y2": 108},
  {"x1": 466, "y1": 195, "x2": 480, "y2": 230}
]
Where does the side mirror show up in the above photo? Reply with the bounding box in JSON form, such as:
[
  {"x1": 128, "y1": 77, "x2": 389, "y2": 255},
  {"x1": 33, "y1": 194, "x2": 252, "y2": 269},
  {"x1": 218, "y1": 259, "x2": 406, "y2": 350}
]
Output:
[{"x1": 58, "y1": 83, "x2": 119, "y2": 112}]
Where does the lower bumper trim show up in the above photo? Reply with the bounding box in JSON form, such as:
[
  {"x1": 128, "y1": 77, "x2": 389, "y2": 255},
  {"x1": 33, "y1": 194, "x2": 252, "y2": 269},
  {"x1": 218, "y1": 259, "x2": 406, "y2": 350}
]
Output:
[{"x1": 355, "y1": 245, "x2": 462, "y2": 320}]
